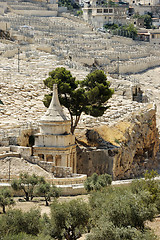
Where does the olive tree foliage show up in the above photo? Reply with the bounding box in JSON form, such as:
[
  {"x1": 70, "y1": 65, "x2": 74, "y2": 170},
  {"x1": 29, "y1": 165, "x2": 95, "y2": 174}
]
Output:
[
  {"x1": 84, "y1": 173, "x2": 112, "y2": 192},
  {"x1": 0, "y1": 209, "x2": 42, "y2": 238},
  {"x1": 0, "y1": 188, "x2": 15, "y2": 213},
  {"x1": 130, "y1": 170, "x2": 160, "y2": 212},
  {"x1": 87, "y1": 220, "x2": 157, "y2": 240},
  {"x1": 35, "y1": 179, "x2": 60, "y2": 206},
  {"x1": 87, "y1": 180, "x2": 158, "y2": 240},
  {"x1": 1, "y1": 233, "x2": 53, "y2": 240},
  {"x1": 49, "y1": 199, "x2": 90, "y2": 240},
  {"x1": 11, "y1": 173, "x2": 44, "y2": 201},
  {"x1": 43, "y1": 67, "x2": 113, "y2": 134}
]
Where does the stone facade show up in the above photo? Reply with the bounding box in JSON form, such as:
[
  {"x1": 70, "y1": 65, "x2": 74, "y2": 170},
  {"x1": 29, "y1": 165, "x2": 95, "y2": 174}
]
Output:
[
  {"x1": 83, "y1": 4, "x2": 127, "y2": 28},
  {"x1": 33, "y1": 85, "x2": 77, "y2": 174}
]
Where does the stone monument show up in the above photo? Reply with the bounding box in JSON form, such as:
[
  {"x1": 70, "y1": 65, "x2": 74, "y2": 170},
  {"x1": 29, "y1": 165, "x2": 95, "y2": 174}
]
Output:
[{"x1": 33, "y1": 84, "x2": 77, "y2": 175}]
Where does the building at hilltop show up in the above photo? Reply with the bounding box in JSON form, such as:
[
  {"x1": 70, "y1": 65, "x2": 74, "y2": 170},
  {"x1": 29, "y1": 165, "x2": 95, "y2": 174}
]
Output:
[
  {"x1": 33, "y1": 84, "x2": 77, "y2": 175},
  {"x1": 82, "y1": 0, "x2": 128, "y2": 28}
]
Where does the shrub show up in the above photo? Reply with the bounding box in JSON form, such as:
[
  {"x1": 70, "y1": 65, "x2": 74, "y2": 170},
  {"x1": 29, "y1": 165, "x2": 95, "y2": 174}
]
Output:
[
  {"x1": 1, "y1": 233, "x2": 53, "y2": 240},
  {"x1": 0, "y1": 209, "x2": 42, "y2": 237},
  {"x1": 84, "y1": 173, "x2": 112, "y2": 192},
  {"x1": 88, "y1": 184, "x2": 157, "y2": 240},
  {"x1": 130, "y1": 170, "x2": 160, "y2": 212},
  {"x1": 87, "y1": 221, "x2": 157, "y2": 240}
]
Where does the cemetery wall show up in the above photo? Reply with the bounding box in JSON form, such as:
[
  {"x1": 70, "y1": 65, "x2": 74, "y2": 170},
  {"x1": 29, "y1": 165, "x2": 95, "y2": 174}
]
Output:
[{"x1": 13, "y1": 10, "x2": 58, "y2": 17}]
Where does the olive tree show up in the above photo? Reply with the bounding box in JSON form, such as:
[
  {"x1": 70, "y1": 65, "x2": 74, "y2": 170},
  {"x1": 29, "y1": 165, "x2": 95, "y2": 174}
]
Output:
[
  {"x1": 0, "y1": 209, "x2": 42, "y2": 237},
  {"x1": 11, "y1": 173, "x2": 42, "y2": 201},
  {"x1": 35, "y1": 180, "x2": 60, "y2": 206},
  {"x1": 0, "y1": 188, "x2": 15, "y2": 213},
  {"x1": 49, "y1": 199, "x2": 90, "y2": 240}
]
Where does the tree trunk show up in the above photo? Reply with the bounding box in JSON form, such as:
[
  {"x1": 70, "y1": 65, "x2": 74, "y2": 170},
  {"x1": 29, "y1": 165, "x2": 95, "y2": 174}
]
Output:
[
  {"x1": 70, "y1": 114, "x2": 81, "y2": 135},
  {"x1": 45, "y1": 197, "x2": 49, "y2": 206},
  {"x1": 30, "y1": 194, "x2": 34, "y2": 201},
  {"x1": 25, "y1": 191, "x2": 29, "y2": 201},
  {"x1": 2, "y1": 205, "x2": 6, "y2": 214}
]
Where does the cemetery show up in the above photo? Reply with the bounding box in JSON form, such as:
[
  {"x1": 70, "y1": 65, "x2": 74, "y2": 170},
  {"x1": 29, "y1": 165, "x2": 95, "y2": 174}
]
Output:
[{"x1": 0, "y1": 0, "x2": 160, "y2": 191}]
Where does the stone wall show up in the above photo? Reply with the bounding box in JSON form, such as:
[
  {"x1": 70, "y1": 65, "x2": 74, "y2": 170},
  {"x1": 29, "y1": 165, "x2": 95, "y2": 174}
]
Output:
[
  {"x1": 77, "y1": 103, "x2": 159, "y2": 180},
  {"x1": 77, "y1": 147, "x2": 114, "y2": 176}
]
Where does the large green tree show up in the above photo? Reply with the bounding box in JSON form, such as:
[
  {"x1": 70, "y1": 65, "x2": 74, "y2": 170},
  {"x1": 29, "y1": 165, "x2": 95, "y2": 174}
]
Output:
[
  {"x1": 0, "y1": 209, "x2": 42, "y2": 237},
  {"x1": 35, "y1": 179, "x2": 60, "y2": 206},
  {"x1": 0, "y1": 188, "x2": 15, "y2": 213},
  {"x1": 49, "y1": 199, "x2": 90, "y2": 240},
  {"x1": 11, "y1": 173, "x2": 43, "y2": 201},
  {"x1": 43, "y1": 68, "x2": 113, "y2": 134}
]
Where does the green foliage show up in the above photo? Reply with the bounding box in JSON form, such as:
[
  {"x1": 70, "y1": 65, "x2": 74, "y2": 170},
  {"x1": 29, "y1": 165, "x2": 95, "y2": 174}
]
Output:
[
  {"x1": 88, "y1": 183, "x2": 158, "y2": 240},
  {"x1": 35, "y1": 181, "x2": 60, "y2": 206},
  {"x1": 114, "y1": 138, "x2": 120, "y2": 144},
  {"x1": 1, "y1": 233, "x2": 53, "y2": 240},
  {"x1": 49, "y1": 199, "x2": 90, "y2": 240},
  {"x1": 87, "y1": 222, "x2": 157, "y2": 240},
  {"x1": 0, "y1": 209, "x2": 42, "y2": 237},
  {"x1": 77, "y1": 10, "x2": 83, "y2": 16},
  {"x1": 43, "y1": 68, "x2": 113, "y2": 134},
  {"x1": 104, "y1": 23, "x2": 118, "y2": 30},
  {"x1": 81, "y1": 70, "x2": 113, "y2": 117},
  {"x1": 84, "y1": 173, "x2": 112, "y2": 192},
  {"x1": 0, "y1": 187, "x2": 15, "y2": 213},
  {"x1": 133, "y1": 13, "x2": 152, "y2": 29},
  {"x1": 11, "y1": 173, "x2": 44, "y2": 201},
  {"x1": 130, "y1": 170, "x2": 160, "y2": 212},
  {"x1": 104, "y1": 0, "x2": 116, "y2": 6},
  {"x1": 58, "y1": 0, "x2": 79, "y2": 10},
  {"x1": 107, "y1": 23, "x2": 137, "y2": 39},
  {"x1": 142, "y1": 14, "x2": 152, "y2": 29},
  {"x1": 119, "y1": 24, "x2": 137, "y2": 37}
]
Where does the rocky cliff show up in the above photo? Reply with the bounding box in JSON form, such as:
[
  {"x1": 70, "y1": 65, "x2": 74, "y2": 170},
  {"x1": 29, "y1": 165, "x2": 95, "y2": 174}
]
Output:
[{"x1": 77, "y1": 103, "x2": 159, "y2": 180}]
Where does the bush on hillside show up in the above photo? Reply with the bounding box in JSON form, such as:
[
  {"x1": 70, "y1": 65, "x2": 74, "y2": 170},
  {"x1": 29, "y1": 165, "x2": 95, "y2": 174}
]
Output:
[{"x1": 84, "y1": 173, "x2": 112, "y2": 192}]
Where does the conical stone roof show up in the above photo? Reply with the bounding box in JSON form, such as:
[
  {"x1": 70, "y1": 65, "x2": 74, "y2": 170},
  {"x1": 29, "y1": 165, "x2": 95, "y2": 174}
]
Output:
[{"x1": 40, "y1": 84, "x2": 69, "y2": 122}]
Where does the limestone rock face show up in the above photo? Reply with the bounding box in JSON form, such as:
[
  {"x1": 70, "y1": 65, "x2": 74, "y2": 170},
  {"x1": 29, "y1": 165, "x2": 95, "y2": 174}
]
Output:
[
  {"x1": 113, "y1": 104, "x2": 159, "y2": 180},
  {"x1": 77, "y1": 103, "x2": 159, "y2": 180}
]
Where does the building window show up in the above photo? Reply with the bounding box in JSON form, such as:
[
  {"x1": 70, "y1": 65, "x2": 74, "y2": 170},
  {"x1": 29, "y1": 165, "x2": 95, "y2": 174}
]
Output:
[
  {"x1": 88, "y1": 9, "x2": 92, "y2": 14},
  {"x1": 152, "y1": 34, "x2": 155, "y2": 38},
  {"x1": 104, "y1": 9, "x2": 108, "y2": 13},
  {"x1": 109, "y1": 9, "x2": 113, "y2": 13},
  {"x1": 97, "y1": 9, "x2": 102, "y2": 13},
  {"x1": 55, "y1": 155, "x2": 61, "y2": 166},
  {"x1": 109, "y1": 16, "x2": 111, "y2": 19},
  {"x1": 46, "y1": 155, "x2": 53, "y2": 162},
  {"x1": 38, "y1": 154, "x2": 44, "y2": 161}
]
